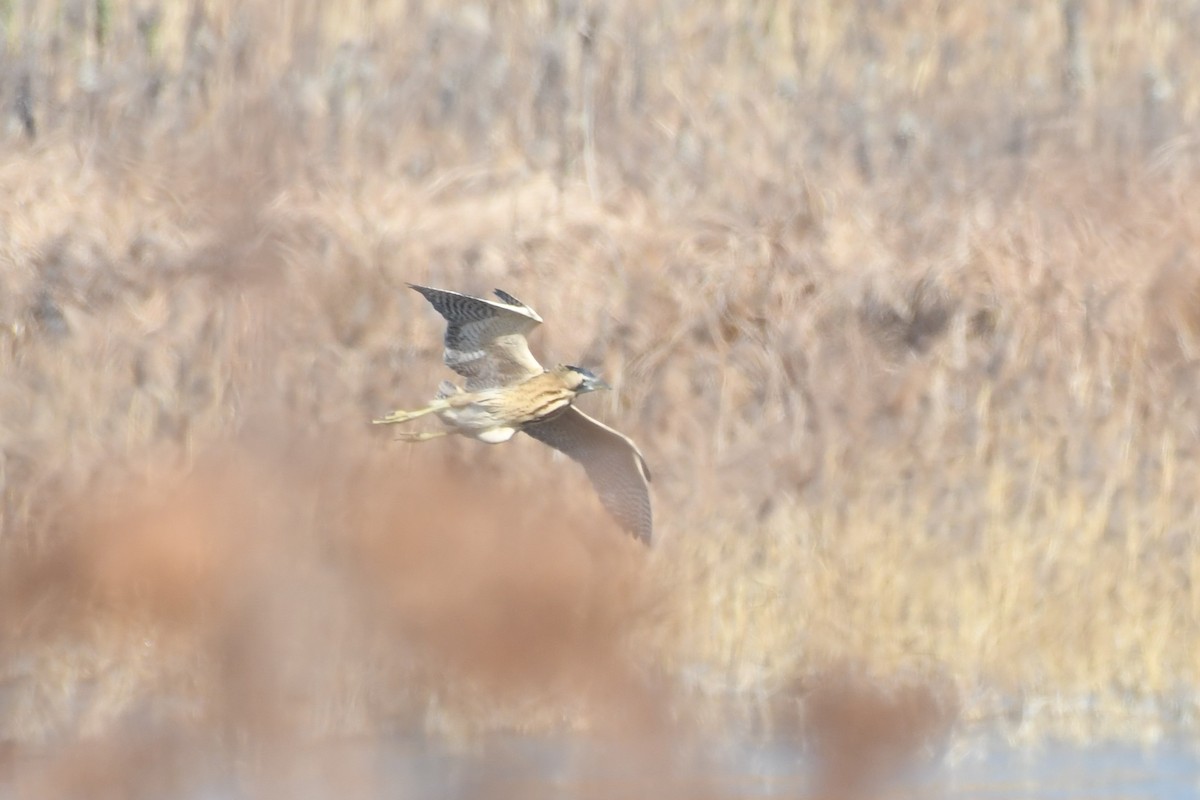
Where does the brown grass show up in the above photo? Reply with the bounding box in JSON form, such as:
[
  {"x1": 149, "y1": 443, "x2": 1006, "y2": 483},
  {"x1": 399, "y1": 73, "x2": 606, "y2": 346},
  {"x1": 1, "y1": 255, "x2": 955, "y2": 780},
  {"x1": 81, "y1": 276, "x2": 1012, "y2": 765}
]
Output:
[{"x1": 1, "y1": 0, "x2": 1198, "y2": 794}]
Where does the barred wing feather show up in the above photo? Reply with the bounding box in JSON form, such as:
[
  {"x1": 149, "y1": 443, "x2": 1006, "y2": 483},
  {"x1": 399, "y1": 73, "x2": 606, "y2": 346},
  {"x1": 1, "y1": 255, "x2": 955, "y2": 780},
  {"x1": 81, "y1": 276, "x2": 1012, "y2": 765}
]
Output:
[{"x1": 408, "y1": 284, "x2": 545, "y2": 390}]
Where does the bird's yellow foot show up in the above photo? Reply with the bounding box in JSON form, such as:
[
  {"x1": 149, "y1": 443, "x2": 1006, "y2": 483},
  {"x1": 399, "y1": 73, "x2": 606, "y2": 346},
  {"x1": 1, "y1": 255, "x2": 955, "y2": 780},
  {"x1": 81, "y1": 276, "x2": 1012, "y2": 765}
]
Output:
[
  {"x1": 372, "y1": 399, "x2": 450, "y2": 425},
  {"x1": 392, "y1": 430, "x2": 450, "y2": 442},
  {"x1": 373, "y1": 408, "x2": 419, "y2": 425}
]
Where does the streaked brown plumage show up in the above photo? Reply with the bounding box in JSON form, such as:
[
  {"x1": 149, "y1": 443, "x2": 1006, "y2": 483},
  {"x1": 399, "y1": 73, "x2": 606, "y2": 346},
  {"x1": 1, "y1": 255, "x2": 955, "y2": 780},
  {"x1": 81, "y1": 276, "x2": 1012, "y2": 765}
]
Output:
[{"x1": 373, "y1": 284, "x2": 653, "y2": 544}]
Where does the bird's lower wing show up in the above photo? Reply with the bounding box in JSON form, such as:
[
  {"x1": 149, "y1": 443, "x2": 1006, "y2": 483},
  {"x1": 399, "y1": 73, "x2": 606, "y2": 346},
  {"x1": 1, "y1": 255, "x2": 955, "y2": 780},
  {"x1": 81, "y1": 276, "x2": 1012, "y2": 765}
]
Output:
[{"x1": 523, "y1": 406, "x2": 653, "y2": 545}]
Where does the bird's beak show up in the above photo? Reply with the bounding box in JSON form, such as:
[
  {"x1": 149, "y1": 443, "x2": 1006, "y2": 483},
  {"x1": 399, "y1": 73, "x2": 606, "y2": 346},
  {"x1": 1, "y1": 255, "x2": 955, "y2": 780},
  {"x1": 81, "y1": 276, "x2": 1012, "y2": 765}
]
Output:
[{"x1": 591, "y1": 378, "x2": 612, "y2": 392}]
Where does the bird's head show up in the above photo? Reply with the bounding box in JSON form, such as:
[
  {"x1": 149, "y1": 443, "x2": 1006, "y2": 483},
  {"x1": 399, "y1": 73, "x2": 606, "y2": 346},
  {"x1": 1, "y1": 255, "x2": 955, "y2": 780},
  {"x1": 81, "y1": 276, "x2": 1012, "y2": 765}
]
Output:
[{"x1": 560, "y1": 364, "x2": 611, "y2": 394}]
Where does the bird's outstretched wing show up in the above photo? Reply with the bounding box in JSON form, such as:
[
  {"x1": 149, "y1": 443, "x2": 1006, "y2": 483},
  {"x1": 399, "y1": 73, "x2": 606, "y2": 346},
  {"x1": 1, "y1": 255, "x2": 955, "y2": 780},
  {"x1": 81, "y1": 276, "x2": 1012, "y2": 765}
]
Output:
[
  {"x1": 409, "y1": 284, "x2": 545, "y2": 390},
  {"x1": 523, "y1": 406, "x2": 653, "y2": 544}
]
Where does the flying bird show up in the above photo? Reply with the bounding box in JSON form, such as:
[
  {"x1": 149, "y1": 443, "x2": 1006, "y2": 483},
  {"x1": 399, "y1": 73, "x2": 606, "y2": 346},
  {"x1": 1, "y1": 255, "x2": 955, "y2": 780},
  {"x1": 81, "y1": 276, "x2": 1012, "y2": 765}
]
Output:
[{"x1": 373, "y1": 284, "x2": 653, "y2": 544}]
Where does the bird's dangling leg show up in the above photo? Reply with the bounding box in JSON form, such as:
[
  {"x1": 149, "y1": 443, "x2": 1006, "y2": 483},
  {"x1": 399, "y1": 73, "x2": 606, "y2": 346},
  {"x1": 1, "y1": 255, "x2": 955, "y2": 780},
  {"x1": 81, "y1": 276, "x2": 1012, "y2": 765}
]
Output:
[
  {"x1": 391, "y1": 429, "x2": 451, "y2": 442},
  {"x1": 372, "y1": 398, "x2": 452, "y2": 426}
]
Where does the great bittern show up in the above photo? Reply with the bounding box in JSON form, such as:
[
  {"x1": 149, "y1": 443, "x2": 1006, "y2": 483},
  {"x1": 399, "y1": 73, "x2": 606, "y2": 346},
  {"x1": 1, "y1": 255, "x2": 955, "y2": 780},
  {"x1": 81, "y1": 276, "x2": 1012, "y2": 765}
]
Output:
[{"x1": 373, "y1": 284, "x2": 653, "y2": 544}]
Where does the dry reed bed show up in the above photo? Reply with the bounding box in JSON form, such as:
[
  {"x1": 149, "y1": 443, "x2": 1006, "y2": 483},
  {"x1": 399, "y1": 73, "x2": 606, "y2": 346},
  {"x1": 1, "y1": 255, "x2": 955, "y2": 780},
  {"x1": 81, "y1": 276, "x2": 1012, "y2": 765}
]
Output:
[{"x1": 0, "y1": 0, "x2": 1198, "y2": 762}]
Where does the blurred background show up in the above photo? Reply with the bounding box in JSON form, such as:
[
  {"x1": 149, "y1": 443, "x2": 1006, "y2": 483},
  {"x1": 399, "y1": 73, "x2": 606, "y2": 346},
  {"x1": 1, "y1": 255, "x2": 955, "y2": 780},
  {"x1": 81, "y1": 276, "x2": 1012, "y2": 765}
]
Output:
[{"x1": 0, "y1": 0, "x2": 1198, "y2": 797}]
